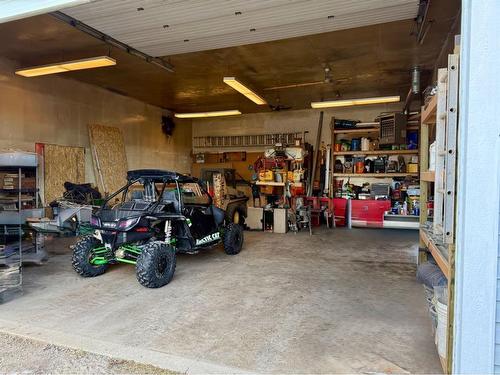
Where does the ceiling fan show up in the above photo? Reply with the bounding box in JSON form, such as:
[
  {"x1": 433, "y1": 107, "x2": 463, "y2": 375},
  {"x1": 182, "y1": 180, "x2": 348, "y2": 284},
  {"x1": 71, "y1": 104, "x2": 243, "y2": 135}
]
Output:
[{"x1": 269, "y1": 95, "x2": 292, "y2": 111}]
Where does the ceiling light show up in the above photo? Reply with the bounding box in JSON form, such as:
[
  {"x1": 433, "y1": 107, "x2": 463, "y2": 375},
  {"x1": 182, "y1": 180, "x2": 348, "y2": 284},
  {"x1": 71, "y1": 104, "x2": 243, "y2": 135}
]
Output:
[
  {"x1": 311, "y1": 95, "x2": 401, "y2": 108},
  {"x1": 15, "y1": 56, "x2": 116, "y2": 77},
  {"x1": 223, "y1": 77, "x2": 267, "y2": 105},
  {"x1": 174, "y1": 110, "x2": 242, "y2": 119}
]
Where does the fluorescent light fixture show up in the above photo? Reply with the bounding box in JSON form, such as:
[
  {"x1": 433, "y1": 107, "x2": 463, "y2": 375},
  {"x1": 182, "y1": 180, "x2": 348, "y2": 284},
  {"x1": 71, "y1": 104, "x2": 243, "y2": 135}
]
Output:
[
  {"x1": 223, "y1": 77, "x2": 267, "y2": 105},
  {"x1": 311, "y1": 95, "x2": 401, "y2": 108},
  {"x1": 174, "y1": 110, "x2": 242, "y2": 119},
  {"x1": 15, "y1": 56, "x2": 116, "y2": 77}
]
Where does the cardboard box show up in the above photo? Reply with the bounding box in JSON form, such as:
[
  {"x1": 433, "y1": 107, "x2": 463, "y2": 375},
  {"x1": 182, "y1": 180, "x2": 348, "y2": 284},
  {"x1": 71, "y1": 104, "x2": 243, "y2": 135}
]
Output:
[
  {"x1": 246, "y1": 207, "x2": 263, "y2": 230},
  {"x1": 259, "y1": 170, "x2": 274, "y2": 181},
  {"x1": 21, "y1": 177, "x2": 36, "y2": 189},
  {"x1": 273, "y1": 208, "x2": 288, "y2": 233}
]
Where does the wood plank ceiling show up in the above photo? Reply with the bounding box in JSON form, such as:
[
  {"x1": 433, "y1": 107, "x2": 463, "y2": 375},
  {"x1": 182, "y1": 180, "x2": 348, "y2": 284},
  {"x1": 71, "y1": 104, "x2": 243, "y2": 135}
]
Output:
[{"x1": 0, "y1": 0, "x2": 459, "y2": 113}]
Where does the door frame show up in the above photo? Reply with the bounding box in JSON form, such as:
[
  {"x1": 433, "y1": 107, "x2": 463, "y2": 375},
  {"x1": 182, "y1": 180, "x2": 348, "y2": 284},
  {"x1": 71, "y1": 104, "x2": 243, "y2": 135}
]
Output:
[{"x1": 453, "y1": 0, "x2": 500, "y2": 372}]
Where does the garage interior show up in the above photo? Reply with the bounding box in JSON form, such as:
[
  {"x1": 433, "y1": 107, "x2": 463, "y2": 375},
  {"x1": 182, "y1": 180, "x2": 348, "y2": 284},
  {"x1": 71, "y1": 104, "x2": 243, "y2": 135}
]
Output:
[{"x1": 0, "y1": 0, "x2": 462, "y2": 373}]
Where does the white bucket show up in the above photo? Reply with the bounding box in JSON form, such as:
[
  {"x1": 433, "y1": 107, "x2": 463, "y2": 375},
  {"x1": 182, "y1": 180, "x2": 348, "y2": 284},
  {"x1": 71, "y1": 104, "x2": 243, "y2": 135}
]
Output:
[{"x1": 436, "y1": 299, "x2": 448, "y2": 358}]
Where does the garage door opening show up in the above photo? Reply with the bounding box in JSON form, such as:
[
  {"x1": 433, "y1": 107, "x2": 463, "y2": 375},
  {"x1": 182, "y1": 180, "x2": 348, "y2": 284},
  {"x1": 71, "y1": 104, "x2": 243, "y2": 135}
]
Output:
[{"x1": 0, "y1": 0, "x2": 472, "y2": 373}]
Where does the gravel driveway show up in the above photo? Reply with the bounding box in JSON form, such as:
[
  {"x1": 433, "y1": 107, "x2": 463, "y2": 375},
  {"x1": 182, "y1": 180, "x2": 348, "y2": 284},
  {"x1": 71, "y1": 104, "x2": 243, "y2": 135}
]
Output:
[{"x1": 0, "y1": 332, "x2": 176, "y2": 374}]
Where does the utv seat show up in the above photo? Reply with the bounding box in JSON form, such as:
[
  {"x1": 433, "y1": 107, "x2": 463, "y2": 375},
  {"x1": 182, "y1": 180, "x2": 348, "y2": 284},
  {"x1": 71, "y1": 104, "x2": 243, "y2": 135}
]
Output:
[
  {"x1": 162, "y1": 190, "x2": 181, "y2": 213},
  {"x1": 211, "y1": 205, "x2": 225, "y2": 226},
  {"x1": 131, "y1": 190, "x2": 144, "y2": 200}
]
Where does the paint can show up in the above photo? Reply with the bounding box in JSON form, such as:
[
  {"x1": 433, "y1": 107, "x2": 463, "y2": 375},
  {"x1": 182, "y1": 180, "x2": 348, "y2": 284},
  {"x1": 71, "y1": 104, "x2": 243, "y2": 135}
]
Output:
[
  {"x1": 351, "y1": 138, "x2": 361, "y2": 151},
  {"x1": 355, "y1": 161, "x2": 364, "y2": 174}
]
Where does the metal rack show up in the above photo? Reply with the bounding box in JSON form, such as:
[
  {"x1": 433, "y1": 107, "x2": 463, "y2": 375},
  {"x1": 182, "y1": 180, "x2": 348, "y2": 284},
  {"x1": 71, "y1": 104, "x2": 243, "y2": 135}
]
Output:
[{"x1": 0, "y1": 152, "x2": 45, "y2": 303}]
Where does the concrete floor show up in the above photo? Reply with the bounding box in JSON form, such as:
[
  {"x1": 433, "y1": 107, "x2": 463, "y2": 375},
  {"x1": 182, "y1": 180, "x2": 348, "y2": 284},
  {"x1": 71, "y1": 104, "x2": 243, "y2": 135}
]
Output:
[{"x1": 0, "y1": 228, "x2": 441, "y2": 374}]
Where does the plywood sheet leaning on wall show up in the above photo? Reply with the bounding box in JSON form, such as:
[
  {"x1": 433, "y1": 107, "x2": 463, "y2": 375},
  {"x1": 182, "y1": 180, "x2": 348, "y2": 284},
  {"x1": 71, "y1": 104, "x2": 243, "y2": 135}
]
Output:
[
  {"x1": 44, "y1": 144, "x2": 85, "y2": 204},
  {"x1": 88, "y1": 124, "x2": 128, "y2": 195}
]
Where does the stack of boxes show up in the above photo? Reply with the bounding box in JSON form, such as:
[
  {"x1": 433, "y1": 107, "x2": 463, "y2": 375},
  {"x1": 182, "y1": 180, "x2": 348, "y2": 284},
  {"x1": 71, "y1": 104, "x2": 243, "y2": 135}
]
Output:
[
  {"x1": 0, "y1": 172, "x2": 36, "y2": 190},
  {"x1": 0, "y1": 172, "x2": 37, "y2": 210}
]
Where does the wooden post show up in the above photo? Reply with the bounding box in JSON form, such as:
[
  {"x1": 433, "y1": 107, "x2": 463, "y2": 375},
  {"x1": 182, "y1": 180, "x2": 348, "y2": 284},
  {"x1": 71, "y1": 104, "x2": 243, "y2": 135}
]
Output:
[
  {"x1": 308, "y1": 111, "x2": 323, "y2": 196},
  {"x1": 446, "y1": 243, "x2": 456, "y2": 373},
  {"x1": 419, "y1": 116, "x2": 429, "y2": 263},
  {"x1": 329, "y1": 117, "x2": 335, "y2": 198}
]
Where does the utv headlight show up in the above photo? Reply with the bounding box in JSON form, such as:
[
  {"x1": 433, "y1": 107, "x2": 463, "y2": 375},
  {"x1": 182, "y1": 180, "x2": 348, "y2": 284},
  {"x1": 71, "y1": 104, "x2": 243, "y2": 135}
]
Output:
[
  {"x1": 117, "y1": 217, "x2": 140, "y2": 230},
  {"x1": 90, "y1": 215, "x2": 100, "y2": 227}
]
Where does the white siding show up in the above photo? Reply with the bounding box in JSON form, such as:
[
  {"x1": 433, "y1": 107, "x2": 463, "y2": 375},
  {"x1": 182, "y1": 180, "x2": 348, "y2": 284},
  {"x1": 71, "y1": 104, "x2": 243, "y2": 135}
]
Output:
[
  {"x1": 496, "y1": 206, "x2": 500, "y2": 371},
  {"x1": 0, "y1": 0, "x2": 94, "y2": 24}
]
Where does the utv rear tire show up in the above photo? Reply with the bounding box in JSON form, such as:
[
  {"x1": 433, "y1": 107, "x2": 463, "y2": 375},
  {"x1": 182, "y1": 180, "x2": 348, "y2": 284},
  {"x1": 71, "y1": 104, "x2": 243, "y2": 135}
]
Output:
[
  {"x1": 72, "y1": 235, "x2": 108, "y2": 277},
  {"x1": 225, "y1": 203, "x2": 246, "y2": 225},
  {"x1": 223, "y1": 223, "x2": 244, "y2": 255},
  {"x1": 136, "y1": 242, "x2": 176, "y2": 288}
]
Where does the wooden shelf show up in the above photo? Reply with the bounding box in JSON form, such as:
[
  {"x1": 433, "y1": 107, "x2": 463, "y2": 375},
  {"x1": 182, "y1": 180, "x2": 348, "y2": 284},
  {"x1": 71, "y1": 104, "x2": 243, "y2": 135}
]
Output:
[
  {"x1": 333, "y1": 150, "x2": 419, "y2": 156},
  {"x1": 420, "y1": 170, "x2": 435, "y2": 182},
  {"x1": 334, "y1": 125, "x2": 419, "y2": 135},
  {"x1": 0, "y1": 188, "x2": 38, "y2": 193},
  {"x1": 421, "y1": 95, "x2": 437, "y2": 124},
  {"x1": 333, "y1": 127, "x2": 379, "y2": 134},
  {"x1": 420, "y1": 227, "x2": 449, "y2": 278},
  {"x1": 332, "y1": 173, "x2": 418, "y2": 178},
  {"x1": 255, "y1": 181, "x2": 285, "y2": 186}
]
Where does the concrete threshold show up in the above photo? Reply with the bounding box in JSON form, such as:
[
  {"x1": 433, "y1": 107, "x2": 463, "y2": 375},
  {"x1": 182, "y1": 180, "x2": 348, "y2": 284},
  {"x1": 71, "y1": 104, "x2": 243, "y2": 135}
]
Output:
[{"x1": 0, "y1": 318, "x2": 249, "y2": 374}]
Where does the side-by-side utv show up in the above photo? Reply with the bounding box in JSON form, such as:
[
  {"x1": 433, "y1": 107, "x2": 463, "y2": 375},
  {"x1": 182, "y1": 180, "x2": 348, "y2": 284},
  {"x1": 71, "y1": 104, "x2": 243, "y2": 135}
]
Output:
[{"x1": 72, "y1": 170, "x2": 244, "y2": 288}]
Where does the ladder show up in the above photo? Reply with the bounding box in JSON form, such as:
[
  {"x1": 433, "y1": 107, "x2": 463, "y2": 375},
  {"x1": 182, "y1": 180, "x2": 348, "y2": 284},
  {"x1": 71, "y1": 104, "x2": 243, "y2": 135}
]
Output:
[{"x1": 433, "y1": 54, "x2": 459, "y2": 244}]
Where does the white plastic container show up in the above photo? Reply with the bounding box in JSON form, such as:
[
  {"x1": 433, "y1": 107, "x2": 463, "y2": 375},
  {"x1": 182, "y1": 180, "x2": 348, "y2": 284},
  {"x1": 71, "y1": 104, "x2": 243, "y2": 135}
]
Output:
[
  {"x1": 436, "y1": 299, "x2": 448, "y2": 358},
  {"x1": 361, "y1": 137, "x2": 370, "y2": 151},
  {"x1": 429, "y1": 141, "x2": 436, "y2": 171}
]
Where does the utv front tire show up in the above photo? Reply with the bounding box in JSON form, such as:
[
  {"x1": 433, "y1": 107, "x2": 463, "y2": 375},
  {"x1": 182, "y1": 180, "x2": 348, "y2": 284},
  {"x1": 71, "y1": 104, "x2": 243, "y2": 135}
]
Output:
[
  {"x1": 72, "y1": 235, "x2": 108, "y2": 277},
  {"x1": 223, "y1": 223, "x2": 244, "y2": 255},
  {"x1": 136, "y1": 242, "x2": 176, "y2": 288}
]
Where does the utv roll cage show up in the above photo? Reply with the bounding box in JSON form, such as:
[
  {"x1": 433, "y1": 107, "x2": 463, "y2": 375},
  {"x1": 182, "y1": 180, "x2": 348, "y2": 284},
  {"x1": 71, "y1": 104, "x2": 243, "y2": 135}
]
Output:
[{"x1": 100, "y1": 169, "x2": 209, "y2": 215}]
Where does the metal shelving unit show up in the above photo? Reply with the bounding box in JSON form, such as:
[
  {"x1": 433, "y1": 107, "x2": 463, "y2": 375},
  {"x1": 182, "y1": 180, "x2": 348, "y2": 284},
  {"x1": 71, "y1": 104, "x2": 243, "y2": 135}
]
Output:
[{"x1": 0, "y1": 152, "x2": 45, "y2": 303}]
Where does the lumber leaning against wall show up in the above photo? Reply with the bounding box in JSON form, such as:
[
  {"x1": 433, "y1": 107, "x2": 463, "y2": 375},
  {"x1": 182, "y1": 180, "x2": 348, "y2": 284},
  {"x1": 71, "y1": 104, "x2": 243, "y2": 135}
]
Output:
[
  {"x1": 88, "y1": 124, "x2": 128, "y2": 196},
  {"x1": 44, "y1": 144, "x2": 85, "y2": 204}
]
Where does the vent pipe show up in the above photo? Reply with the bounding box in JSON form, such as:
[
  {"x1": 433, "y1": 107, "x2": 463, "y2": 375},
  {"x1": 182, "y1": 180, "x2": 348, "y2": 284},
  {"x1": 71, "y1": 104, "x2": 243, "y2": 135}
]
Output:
[
  {"x1": 411, "y1": 66, "x2": 421, "y2": 94},
  {"x1": 404, "y1": 66, "x2": 421, "y2": 114}
]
